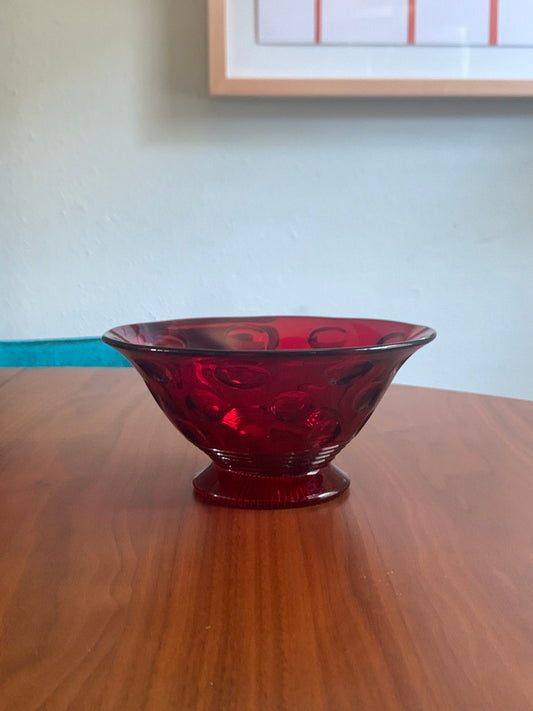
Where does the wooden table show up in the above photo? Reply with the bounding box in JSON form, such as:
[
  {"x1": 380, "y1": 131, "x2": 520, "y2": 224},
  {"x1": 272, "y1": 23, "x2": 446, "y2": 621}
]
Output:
[{"x1": 1, "y1": 368, "x2": 533, "y2": 711}]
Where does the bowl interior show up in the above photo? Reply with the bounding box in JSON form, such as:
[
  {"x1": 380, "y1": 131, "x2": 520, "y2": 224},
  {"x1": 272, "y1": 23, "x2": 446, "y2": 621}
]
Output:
[{"x1": 103, "y1": 316, "x2": 435, "y2": 354}]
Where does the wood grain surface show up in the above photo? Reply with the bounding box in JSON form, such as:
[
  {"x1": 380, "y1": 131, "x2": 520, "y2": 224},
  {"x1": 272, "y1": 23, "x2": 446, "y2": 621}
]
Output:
[
  {"x1": 0, "y1": 368, "x2": 21, "y2": 388},
  {"x1": 1, "y1": 368, "x2": 533, "y2": 711}
]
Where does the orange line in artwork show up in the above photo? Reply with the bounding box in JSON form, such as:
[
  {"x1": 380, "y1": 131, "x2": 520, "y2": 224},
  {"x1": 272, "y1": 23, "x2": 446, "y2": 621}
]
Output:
[
  {"x1": 408, "y1": 0, "x2": 416, "y2": 45},
  {"x1": 490, "y1": 0, "x2": 499, "y2": 45},
  {"x1": 315, "y1": 0, "x2": 322, "y2": 44}
]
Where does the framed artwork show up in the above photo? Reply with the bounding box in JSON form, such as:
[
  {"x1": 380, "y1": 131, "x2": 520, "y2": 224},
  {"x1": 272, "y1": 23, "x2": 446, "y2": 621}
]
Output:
[{"x1": 208, "y1": 0, "x2": 533, "y2": 96}]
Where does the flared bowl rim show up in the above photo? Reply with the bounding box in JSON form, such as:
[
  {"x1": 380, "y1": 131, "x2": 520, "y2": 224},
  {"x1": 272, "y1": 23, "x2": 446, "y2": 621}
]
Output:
[{"x1": 102, "y1": 315, "x2": 436, "y2": 358}]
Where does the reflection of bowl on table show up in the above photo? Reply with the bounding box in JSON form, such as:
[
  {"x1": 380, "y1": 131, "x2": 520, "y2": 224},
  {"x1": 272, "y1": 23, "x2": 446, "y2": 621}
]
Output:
[{"x1": 103, "y1": 316, "x2": 436, "y2": 509}]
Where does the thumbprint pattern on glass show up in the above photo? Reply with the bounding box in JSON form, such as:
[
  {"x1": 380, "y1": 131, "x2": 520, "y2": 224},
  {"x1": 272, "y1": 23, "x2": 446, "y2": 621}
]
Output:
[{"x1": 103, "y1": 317, "x2": 435, "y2": 508}]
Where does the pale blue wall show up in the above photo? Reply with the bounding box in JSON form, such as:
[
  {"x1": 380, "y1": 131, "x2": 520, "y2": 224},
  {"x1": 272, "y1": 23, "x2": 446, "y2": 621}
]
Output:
[{"x1": 2, "y1": 0, "x2": 533, "y2": 398}]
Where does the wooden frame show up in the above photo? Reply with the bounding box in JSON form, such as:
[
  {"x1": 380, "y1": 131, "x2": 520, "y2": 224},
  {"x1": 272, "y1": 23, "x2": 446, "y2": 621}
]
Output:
[{"x1": 209, "y1": 0, "x2": 533, "y2": 97}]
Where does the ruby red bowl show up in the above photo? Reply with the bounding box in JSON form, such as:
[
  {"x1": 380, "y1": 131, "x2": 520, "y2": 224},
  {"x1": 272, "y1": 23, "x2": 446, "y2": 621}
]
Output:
[{"x1": 103, "y1": 316, "x2": 436, "y2": 508}]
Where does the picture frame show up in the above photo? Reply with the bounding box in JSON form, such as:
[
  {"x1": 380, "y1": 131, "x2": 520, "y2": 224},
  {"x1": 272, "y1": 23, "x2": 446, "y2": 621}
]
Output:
[{"x1": 208, "y1": 0, "x2": 533, "y2": 96}]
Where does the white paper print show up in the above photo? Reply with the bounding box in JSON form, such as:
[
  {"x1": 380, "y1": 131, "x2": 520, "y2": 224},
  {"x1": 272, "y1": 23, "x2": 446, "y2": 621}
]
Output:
[
  {"x1": 498, "y1": 0, "x2": 533, "y2": 46},
  {"x1": 256, "y1": 0, "x2": 533, "y2": 47},
  {"x1": 257, "y1": 0, "x2": 316, "y2": 44},
  {"x1": 321, "y1": 0, "x2": 409, "y2": 45},
  {"x1": 415, "y1": 0, "x2": 490, "y2": 45}
]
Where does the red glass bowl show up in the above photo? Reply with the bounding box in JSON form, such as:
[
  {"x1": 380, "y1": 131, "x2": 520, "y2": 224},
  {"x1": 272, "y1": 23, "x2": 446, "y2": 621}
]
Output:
[{"x1": 103, "y1": 316, "x2": 436, "y2": 508}]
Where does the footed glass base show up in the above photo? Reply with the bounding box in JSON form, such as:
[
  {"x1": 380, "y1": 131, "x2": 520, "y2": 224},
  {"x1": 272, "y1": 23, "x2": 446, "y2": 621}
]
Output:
[{"x1": 193, "y1": 462, "x2": 350, "y2": 509}]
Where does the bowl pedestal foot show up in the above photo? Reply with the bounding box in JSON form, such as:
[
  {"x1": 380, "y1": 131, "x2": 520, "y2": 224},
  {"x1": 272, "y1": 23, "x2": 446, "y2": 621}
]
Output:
[{"x1": 193, "y1": 462, "x2": 350, "y2": 509}]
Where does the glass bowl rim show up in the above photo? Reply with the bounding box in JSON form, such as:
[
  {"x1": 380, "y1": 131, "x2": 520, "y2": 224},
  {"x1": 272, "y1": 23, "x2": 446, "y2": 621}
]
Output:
[{"x1": 102, "y1": 315, "x2": 436, "y2": 357}]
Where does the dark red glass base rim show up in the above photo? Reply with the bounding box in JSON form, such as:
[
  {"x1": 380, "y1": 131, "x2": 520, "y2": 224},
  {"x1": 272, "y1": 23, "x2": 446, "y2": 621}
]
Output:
[{"x1": 193, "y1": 462, "x2": 350, "y2": 509}]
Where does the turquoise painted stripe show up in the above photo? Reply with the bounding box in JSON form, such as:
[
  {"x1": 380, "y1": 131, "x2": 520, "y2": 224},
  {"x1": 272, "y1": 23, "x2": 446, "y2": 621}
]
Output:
[{"x1": 0, "y1": 338, "x2": 131, "y2": 367}]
